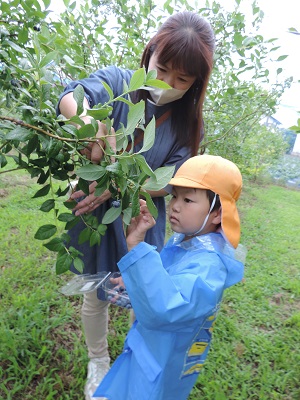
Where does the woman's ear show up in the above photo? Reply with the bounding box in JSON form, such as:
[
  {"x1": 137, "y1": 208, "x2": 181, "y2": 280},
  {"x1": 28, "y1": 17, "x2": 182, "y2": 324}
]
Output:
[{"x1": 212, "y1": 207, "x2": 222, "y2": 225}]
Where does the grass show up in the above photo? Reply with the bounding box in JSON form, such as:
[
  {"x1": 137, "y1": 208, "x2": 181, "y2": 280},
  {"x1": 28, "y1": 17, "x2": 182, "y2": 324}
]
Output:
[{"x1": 0, "y1": 167, "x2": 300, "y2": 399}]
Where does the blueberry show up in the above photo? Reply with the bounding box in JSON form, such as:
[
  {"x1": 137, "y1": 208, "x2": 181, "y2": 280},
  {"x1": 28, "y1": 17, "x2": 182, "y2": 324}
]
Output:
[{"x1": 111, "y1": 200, "x2": 121, "y2": 208}]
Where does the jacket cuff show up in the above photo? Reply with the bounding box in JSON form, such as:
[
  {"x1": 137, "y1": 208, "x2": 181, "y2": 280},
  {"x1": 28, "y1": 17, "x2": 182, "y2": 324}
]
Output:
[{"x1": 118, "y1": 242, "x2": 156, "y2": 273}]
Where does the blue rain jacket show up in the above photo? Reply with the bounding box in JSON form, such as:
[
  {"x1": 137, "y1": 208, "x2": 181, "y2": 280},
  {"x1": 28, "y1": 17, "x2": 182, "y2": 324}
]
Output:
[{"x1": 94, "y1": 232, "x2": 244, "y2": 400}]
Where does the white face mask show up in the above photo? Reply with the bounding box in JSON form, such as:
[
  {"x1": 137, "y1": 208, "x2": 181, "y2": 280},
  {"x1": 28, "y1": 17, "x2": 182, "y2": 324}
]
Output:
[{"x1": 148, "y1": 87, "x2": 189, "y2": 106}]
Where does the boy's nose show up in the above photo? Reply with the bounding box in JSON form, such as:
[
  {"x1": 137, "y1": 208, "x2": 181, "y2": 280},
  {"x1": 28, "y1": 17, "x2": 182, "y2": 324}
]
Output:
[{"x1": 171, "y1": 201, "x2": 180, "y2": 212}]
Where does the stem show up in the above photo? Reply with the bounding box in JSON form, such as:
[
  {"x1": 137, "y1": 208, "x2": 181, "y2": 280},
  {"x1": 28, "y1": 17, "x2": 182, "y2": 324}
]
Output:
[
  {"x1": 0, "y1": 116, "x2": 107, "y2": 143},
  {"x1": 0, "y1": 167, "x2": 25, "y2": 175}
]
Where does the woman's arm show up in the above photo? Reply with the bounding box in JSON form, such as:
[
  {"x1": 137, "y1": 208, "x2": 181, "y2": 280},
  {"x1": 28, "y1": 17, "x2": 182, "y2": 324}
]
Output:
[
  {"x1": 59, "y1": 92, "x2": 116, "y2": 214},
  {"x1": 59, "y1": 91, "x2": 90, "y2": 119}
]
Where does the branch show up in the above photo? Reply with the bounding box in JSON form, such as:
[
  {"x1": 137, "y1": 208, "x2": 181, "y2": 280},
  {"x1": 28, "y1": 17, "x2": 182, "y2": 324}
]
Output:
[{"x1": 0, "y1": 115, "x2": 100, "y2": 143}]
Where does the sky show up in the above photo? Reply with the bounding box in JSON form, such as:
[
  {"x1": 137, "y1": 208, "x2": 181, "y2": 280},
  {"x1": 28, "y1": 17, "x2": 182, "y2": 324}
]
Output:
[{"x1": 47, "y1": 0, "x2": 299, "y2": 128}]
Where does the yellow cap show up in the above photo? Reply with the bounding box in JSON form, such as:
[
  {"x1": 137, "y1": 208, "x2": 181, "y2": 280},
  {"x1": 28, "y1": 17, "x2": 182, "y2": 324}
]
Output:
[{"x1": 169, "y1": 155, "x2": 242, "y2": 248}]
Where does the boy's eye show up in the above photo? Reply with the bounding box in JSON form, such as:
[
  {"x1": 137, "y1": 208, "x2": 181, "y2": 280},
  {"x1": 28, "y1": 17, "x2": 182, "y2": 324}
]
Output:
[{"x1": 184, "y1": 198, "x2": 193, "y2": 203}]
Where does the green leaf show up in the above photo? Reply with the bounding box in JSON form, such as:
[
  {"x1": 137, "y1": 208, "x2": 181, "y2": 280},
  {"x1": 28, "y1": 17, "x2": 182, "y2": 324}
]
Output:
[
  {"x1": 34, "y1": 224, "x2": 57, "y2": 240},
  {"x1": 141, "y1": 191, "x2": 158, "y2": 219},
  {"x1": 73, "y1": 85, "x2": 85, "y2": 116},
  {"x1": 146, "y1": 70, "x2": 157, "y2": 80},
  {"x1": 56, "y1": 253, "x2": 73, "y2": 275},
  {"x1": 58, "y1": 213, "x2": 77, "y2": 222},
  {"x1": 78, "y1": 227, "x2": 92, "y2": 244},
  {"x1": 101, "y1": 80, "x2": 114, "y2": 101},
  {"x1": 77, "y1": 177, "x2": 90, "y2": 195},
  {"x1": 143, "y1": 165, "x2": 175, "y2": 191},
  {"x1": 39, "y1": 51, "x2": 58, "y2": 68},
  {"x1": 144, "y1": 79, "x2": 171, "y2": 89},
  {"x1": 97, "y1": 224, "x2": 107, "y2": 236},
  {"x1": 7, "y1": 40, "x2": 29, "y2": 55},
  {"x1": 43, "y1": 237, "x2": 65, "y2": 252},
  {"x1": 115, "y1": 97, "x2": 132, "y2": 106},
  {"x1": 137, "y1": 117, "x2": 155, "y2": 153},
  {"x1": 73, "y1": 257, "x2": 84, "y2": 273},
  {"x1": 40, "y1": 199, "x2": 55, "y2": 212},
  {"x1": 65, "y1": 216, "x2": 81, "y2": 230},
  {"x1": 129, "y1": 68, "x2": 146, "y2": 91},
  {"x1": 115, "y1": 176, "x2": 128, "y2": 196},
  {"x1": 276, "y1": 55, "x2": 288, "y2": 62},
  {"x1": 90, "y1": 231, "x2": 101, "y2": 246},
  {"x1": 131, "y1": 188, "x2": 140, "y2": 217},
  {"x1": 61, "y1": 124, "x2": 78, "y2": 137},
  {"x1": 6, "y1": 127, "x2": 34, "y2": 141},
  {"x1": 68, "y1": 115, "x2": 85, "y2": 127},
  {"x1": 32, "y1": 184, "x2": 51, "y2": 198},
  {"x1": 63, "y1": 200, "x2": 77, "y2": 209},
  {"x1": 122, "y1": 207, "x2": 132, "y2": 226},
  {"x1": 76, "y1": 164, "x2": 106, "y2": 181},
  {"x1": 77, "y1": 124, "x2": 96, "y2": 139},
  {"x1": 106, "y1": 161, "x2": 123, "y2": 176},
  {"x1": 0, "y1": 154, "x2": 7, "y2": 168},
  {"x1": 134, "y1": 154, "x2": 155, "y2": 178},
  {"x1": 94, "y1": 184, "x2": 108, "y2": 197},
  {"x1": 48, "y1": 140, "x2": 63, "y2": 158},
  {"x1": 125, "y1": 101, "x2": 145, "y2": 135},
  {"x1": 102, "y1": 205, "x2": 122, "y2": 224},
  {"x1": 86, "y1": 106, "x2": 112, "y2": 120}
]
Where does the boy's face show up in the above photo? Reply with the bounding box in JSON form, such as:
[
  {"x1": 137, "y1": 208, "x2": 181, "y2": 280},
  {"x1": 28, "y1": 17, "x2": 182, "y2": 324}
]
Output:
[{"x1": 168, "y1": 186, "x2": 219, "y2": 237}]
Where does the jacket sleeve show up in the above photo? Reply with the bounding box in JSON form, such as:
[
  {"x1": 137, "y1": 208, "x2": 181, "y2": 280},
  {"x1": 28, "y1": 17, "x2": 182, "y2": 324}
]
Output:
[
  {"x1": 57, "y1": 66, "x2": 133, "y2": 111},
  {"x1": 118, "y1": 242, "x2": 228, "y2": 331}
]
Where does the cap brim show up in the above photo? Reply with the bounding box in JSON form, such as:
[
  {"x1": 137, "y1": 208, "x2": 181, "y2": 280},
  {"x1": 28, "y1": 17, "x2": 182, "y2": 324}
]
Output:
[{"x1": 169, "y1": 177, "x2": 210, "y2": 190}]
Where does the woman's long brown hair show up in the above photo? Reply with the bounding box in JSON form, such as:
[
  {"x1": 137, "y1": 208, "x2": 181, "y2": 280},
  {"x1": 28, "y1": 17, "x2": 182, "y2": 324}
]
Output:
[{"x1": 138, "y1": 12, "x2": 215, "y2": 156}]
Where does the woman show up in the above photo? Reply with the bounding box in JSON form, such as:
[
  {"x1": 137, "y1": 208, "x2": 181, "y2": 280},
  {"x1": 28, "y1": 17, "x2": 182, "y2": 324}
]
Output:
[{"x1": 57, "y1": 11, "x2": 215, "y2": 400}]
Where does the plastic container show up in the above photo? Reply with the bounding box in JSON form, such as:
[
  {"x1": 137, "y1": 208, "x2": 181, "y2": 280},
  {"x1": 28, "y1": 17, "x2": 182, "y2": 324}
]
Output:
[
  {"x1": 101, "y1": 272, "x2": 132, "y2": 309},
  {"x1": 59, "y1": 272, "x2": 111, "y2": 296}
]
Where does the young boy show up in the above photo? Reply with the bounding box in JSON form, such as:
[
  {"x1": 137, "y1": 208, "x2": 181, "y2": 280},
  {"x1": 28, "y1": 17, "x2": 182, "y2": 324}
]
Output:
[{"x1": 93, "y1": 155, "x2": 245, "y2": 400}]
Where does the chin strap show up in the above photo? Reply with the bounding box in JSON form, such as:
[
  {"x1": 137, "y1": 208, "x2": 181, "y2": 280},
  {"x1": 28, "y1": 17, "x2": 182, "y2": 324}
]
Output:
[{"x1": 186, "y1": 193, "x2": 217, "y2": 237}]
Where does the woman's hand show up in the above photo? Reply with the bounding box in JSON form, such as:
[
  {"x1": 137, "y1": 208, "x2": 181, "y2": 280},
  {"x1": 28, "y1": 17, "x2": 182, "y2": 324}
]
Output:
[
  {"x1": 80, "y1": 119, "x2": 116, "y2": 164},
  {"x1": 126, "y1": 200, "x2": 156, "y2": 251},
  {"x1": 59, "y1": 93, "x2": 116, "y2": 164},
  {"x1": 70, "y1": 181, "x2": 111, "y2": 216}
]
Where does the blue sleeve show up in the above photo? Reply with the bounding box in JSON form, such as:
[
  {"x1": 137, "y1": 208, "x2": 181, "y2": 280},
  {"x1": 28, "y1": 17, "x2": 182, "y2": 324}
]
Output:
[
  {"x1": 57, "y1": 65, "x2": 133, "y2": 112},
  {"x1": 118, "y1": 242, "x2": 227, "y2": 331}
]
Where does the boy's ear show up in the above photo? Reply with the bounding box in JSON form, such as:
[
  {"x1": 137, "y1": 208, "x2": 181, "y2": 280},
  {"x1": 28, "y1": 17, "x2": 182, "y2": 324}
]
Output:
[{"x1": 212, "y1": 207, "x2": 222, "y2": 225}]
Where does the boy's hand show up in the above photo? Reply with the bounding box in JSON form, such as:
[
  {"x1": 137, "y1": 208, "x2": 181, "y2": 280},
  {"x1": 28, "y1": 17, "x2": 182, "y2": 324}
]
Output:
[{"x1": 126, "y1": 200, "x2": 156, "y2": 251}]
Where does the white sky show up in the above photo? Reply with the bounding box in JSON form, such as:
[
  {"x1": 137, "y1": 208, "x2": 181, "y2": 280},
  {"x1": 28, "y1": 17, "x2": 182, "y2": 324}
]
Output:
[{"x1": 47, "y1": 0, "x2": 300, "y2": 128}]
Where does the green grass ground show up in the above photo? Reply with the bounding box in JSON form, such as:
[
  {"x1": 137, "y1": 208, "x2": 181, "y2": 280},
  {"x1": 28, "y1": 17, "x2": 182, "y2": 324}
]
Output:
[{"x1": 0, "y1": 169, "x2": 299, "y2": 399}]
